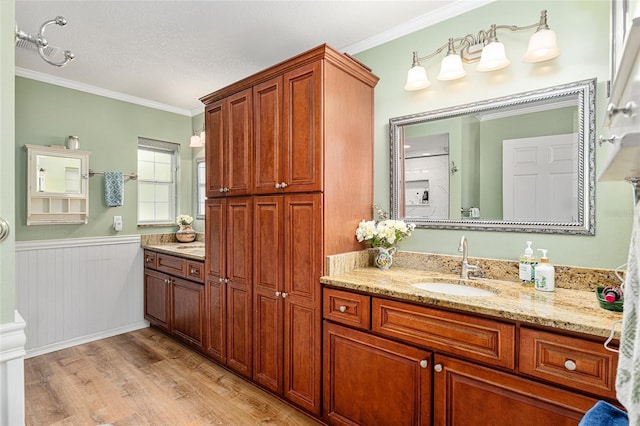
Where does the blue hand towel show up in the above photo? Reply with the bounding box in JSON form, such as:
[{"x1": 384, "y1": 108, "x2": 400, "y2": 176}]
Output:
[
  {"x1": 104, "y1": 171, "x2": 124, "y2": 207},
  {"x1": 579, "y1": 401, "x2": 628, "y2": 426}
]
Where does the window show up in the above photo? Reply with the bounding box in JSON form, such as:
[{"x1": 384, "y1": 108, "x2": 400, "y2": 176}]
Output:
[
  {"x1": 196, "y1": 159, "x2": 206, "y2": 219},
  {"x1": 137, "y1": 138, "x2": 179, "y2": 225}
]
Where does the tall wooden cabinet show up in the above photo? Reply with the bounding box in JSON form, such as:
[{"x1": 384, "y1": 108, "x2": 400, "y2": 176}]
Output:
[
  {"x1": 204, "y1": 197, "x2": 253, "y2": 378},
  {"x1": 201, "y1": 44, "x2": 378, "y2": 415}
]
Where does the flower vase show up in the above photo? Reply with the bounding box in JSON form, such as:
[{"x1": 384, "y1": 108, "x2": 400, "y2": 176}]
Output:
[
  {"x1": 176, "y1": 224, "x2": 196, "y2": 243},
  {"x1": 374, "y1": 247, "x2": 397, "y2": 270}
]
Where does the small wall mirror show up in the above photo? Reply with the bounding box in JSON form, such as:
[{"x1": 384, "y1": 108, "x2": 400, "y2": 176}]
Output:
[
  {"x1": 25, "y1": 144, "x2": 90, "y2": 225},
  {"x1": 389, "y1": 78, "x2": 596, "y2": 235}
]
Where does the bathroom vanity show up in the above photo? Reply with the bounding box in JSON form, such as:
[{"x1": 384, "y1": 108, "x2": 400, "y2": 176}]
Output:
[
  {"x1": 321, "y1": 251, "x2": 622, "y2": 426},
  {"x1": 143, "y1": 242, "x2": 206, "y2": 351}
]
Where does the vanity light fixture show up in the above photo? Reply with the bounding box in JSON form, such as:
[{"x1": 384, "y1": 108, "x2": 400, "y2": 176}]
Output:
[
  {"x1": 15, "y1": 16, "x2": 75, "y2": 67},
  {"x1": 404, "y1": 10, "x2": 560, "y2": 91},
  {"x1": 189, "y1": 126, "x2": 205, "y2": 148}
]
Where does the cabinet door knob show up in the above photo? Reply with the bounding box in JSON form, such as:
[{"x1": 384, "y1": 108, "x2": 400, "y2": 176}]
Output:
[
  {"x1": 598, "y1": 135, "x2": 618, "y2": 146},
  {"x1": 564, "y1": 359, "x2": 577, "y2": 371},
  {"x1": 219, "y1": 188, "x2": 225, "y2": 193},
  {"x1": 419, "y1": 359, "x2": 428, "y2": 369},
  {"x1": 280, "y1": 182, "x2": 288, "y2": 188},
  {"x1": 338, "y1": 305, "x2": 347, "y2": 313},
  {"x1": 607, "y1": 101, "x2": 635, "y2": 120},
  {"x1": 224, "y1": 278, "x2": 230, "y2": 284},
  {"x1": 218, "y1": 277, "x2": 224, "y2": 283},
  {"x1": 434, "y1": 364, "x2": 443, "y2": 373},
  {"x1": 281, "y1": 292, "x2": 288, "y2": 298},
  {"x1": 275, "y1": 183, "x2": 281, "y2": 189},
  {"x1": 275, "y1": 291, "x2": 281, "y2": 297}
]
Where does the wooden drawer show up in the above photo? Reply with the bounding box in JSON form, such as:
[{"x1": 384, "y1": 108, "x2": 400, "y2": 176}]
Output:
[
  {"x1": 519, "y1": 327, "x2": 618, "y2": 399},
  {"x1": 156, "y1": 253, "x2": 187, "y2": 277},
  {"x1": 143, "y1": 250, "x2": 157, "y2": 269},
  {"x1": 323, "y1": 288, "x2": 371, "y2": 330},
  {"x1": 372, "y1": 297, "x2": 515, "y2": 369},
  {"x1": 186, "y1": 260, "x2": 204, "y2": 283}
]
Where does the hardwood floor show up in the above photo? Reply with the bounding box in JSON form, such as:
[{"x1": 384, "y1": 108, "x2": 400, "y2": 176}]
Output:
[{"x1": 24, "y1": 327, "x2": 321, "y2": 425}]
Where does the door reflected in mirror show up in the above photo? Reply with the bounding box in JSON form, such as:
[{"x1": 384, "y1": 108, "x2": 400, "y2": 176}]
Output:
[
  {"x1": 36, "y1": 154, "x2": 83, "y2": 194},
  {"x1": 389, "y1": 79, "x2": 596, "y2": 235}
]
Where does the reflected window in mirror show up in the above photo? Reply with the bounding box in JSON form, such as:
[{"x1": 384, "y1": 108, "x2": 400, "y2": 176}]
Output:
[
  {"x1": 196, "y1": 159, "x2": 205, "y2": 220},
  {"x1": 389, "y1": 78, "x2": 596, "y2": 235}
]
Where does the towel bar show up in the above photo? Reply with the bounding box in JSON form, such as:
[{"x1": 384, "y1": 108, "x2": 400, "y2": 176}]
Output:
[{"x1": 89, "y1": 170, "x2": 138, "y2": 180}]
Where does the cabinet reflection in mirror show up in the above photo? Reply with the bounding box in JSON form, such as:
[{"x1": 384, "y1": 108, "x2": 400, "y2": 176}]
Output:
[{"x1": 390, "y1": 78, "x2": 596, "y2": 234}]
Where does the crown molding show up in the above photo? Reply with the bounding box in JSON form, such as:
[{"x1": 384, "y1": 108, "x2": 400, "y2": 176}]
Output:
[
  {"x1": 15, "y1": 67, "x2": 194, "y2": 117},
  {"x1": 341, "y1": 0, "x2": 496, "y2": 54}
]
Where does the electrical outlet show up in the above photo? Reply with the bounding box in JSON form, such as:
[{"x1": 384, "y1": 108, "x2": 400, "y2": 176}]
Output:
[{"x1": 113, "y1": 216, "x2": 123, "y2": 232}]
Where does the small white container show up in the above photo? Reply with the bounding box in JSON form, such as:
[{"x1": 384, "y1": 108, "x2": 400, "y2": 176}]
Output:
[{"x1": 66, "y1": 136, "x2": 79, "y2": 150}]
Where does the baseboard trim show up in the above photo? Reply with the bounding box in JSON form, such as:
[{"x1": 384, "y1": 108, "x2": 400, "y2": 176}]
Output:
[{"x1": 25, "y1": 321, "x2": 149, "y2": 359}]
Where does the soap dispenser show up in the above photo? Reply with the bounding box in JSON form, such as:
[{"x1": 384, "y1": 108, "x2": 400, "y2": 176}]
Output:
[
  {"x1": 534, "y1": 249, "x2": 555, "y2": 292},
  {"x1": 519, "y1": 241, "x2": 537, "y2": 283}
]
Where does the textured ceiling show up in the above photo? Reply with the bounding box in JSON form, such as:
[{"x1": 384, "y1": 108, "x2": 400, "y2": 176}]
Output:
[{"x1": 15, "y1": 1, "x2": 489, "y2": 115}]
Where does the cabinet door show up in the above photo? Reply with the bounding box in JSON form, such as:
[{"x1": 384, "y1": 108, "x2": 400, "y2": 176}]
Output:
[
  {"x1": 433, "y1": 354, "x2": 598, "y2": 426},
  {"x1": 323, "y1": 322, "x2": 432, "y2": 426},
  {"x1": 171, "y1": 277, "x2": 205, "y2": 350},
  {"x1": 144, "y1": 269, "x2": 170, "y2": 332},
  {"x1": 205, "y1": 198, "x2": 226, "y2": 279},
  {"x1": 253, "y1": 196, "x2": 284, "y2": 393},
  {"x1": 226, "y1": 197, "x2": 253, "y2": 378},
  {"x1": 283, "y1": 194, "x2": 323, "y2": 414},
  {"x1": 205, "y1": 198, "x2": 227, "y2": 362},
  {"x1": 253, "y1": 77, "x2": 283, "y2": 194},
  {"x1": 226, "y1": 89, "x2": 253, "y2": 196},
  {"x1": 205, "y1": 100, "x2": 225, "y2": 197},
  {"x1": 283, "y1": 61, "x2": 322, "y2": 193}
]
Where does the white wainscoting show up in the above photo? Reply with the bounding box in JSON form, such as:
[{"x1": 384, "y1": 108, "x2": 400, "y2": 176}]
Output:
[{"x1": 15, "y1": 235, "x2": 147, "y2": 358}]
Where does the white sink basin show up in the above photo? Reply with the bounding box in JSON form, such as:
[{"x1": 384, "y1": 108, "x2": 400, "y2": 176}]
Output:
[{"x1": 411, "y1": 282, "x2": 495, "y2": 297}]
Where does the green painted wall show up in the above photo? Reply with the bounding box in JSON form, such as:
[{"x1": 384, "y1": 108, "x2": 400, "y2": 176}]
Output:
[
  {"x1": 0, "y1": 0, "x2": 16, "y2": 324},
  {"x1": 355, "y1": 0, "x2": 632, "y2": 269},
  {"x1": 15, "y1": 77, "x2": 196, "y2": 240}
]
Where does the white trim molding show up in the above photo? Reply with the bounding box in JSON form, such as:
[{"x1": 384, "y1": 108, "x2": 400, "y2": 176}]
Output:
[
  {"x1": 15, "y1": 67, "x2": 193, "y2": 117},
  {"x1": 0, "y1": 310, "x2": 26, "y2": 426}
]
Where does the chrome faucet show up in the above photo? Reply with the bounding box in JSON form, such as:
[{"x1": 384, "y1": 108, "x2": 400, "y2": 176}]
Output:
[{"x1": 458, "y1": 235, "x2": 479, "y2": 280}]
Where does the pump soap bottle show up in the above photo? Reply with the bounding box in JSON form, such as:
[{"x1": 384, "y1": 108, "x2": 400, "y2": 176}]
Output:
[
  {"x1": 519, "y1": 241, "x2": 537, "y2": 283},
  {"x1": 534, "y1": 249, "x2": 555, "y2": 292}
]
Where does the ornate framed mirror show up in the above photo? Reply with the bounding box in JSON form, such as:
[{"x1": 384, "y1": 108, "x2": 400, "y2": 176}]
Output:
[{"x1": 389, "y1": 78, "x2": 596, "y2": 235}]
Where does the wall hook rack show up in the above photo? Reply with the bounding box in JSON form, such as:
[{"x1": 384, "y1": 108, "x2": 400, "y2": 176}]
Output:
[{"x1": 15, "y1": 16, "x2": 75, "y2": 67}]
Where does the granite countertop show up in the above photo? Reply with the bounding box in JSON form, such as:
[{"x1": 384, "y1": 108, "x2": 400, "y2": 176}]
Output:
[
  {"x1": 321, "y1": 266, "x2": 623, "y2": 340},
  {"x1": 141, "y1": 234, "x2": 205, "y2": 261}
]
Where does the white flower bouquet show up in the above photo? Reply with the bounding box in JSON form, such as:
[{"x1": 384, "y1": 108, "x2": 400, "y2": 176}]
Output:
[
  {"x1": 355, "y1": 205, "x2": 415, "y2": 249},
  {"x1": 176, "y1": 214, "x2": 194, "y2": 226}
]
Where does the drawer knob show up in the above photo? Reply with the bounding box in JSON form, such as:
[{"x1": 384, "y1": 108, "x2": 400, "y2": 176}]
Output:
[
  {"x1": 338, "y1": 305, "x2": 347, "y2": 313},
  {"x1": 190, "y1": 268, "x2": 198, "y2": 274},
  {"x1": 564, "y1": 359, "x2": 577, "y2": 371},
  {"x1": 419, "y1": 360, "x2": 428, "y2": 369},
  {"x1": 434, "y1": 363, "x2": 443, "y2": 373}
]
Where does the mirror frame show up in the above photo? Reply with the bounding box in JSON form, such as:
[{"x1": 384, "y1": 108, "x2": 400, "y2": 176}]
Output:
[{"x1": 389, "y1": 78, "x2": 596, "y2": 235}]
